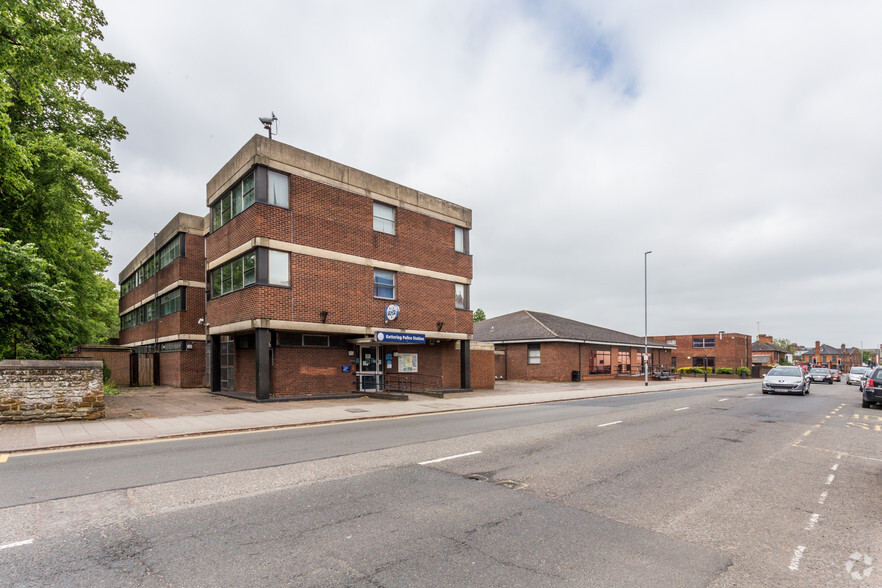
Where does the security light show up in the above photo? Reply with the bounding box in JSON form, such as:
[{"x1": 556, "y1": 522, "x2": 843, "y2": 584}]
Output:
[{"x1": 259, "y1": 112, "x2": 278, "y2": 139}]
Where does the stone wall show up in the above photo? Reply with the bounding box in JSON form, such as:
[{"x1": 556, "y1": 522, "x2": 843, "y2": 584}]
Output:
[{"x1": 0, "y1": 360, "x2": 105, "y2": 423}]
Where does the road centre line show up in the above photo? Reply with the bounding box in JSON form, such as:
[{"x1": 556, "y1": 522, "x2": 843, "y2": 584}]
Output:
[
  {"x1": 718, "y1": 398, "x2": 729, "y2": 402},
  {"x1": 819, "y1": 491, "x2": 828, "y2": 504},
  {"x1": 675, "y1": 407, "x2": 689, "y2": 411},
  {"x1": 805, "y1": 513, "x2": 820, "y2": 531},
  {"x1": 789, "y1": 545, "x2": 806, "y2": 571},
  {"x1": 831, "y1": 463, "x2": 839, "y2": 471},
  {"x1": 418, "y1": 451, "x2": 482, "y2": 465},
  {"x1": 0, "y1": 539, "x2": 33, "y2": 551},
  {"x1": 826, "y1": 474, "x2": 835, "y2": 485},
  {"x1": 598, "y1": 421, "x2": 623, "y2": 428}
]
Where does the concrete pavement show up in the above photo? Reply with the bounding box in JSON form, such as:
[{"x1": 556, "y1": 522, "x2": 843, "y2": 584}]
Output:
[{"x1": 0, "y1": 377, "x2": 746, "y2": 453}]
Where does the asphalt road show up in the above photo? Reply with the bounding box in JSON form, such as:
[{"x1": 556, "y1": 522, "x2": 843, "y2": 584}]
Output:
[{"x1": 1, "y1": 381, "x2": 880, "y2": 586}]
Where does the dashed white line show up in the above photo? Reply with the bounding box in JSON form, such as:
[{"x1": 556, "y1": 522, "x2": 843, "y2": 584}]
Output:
[
  {"x1": 819, "y1": 491, "x2": 828, "y2": 505},
  {"x1": 831, "y1": 463, "x2": 839, "y2": 471},
  {"x1": 598, "y1": 421, "x2": 623, "y2": 428},
  {"x1": 0, "y1": 539, "x2": 33, "y2": 551},
  {"x1": 789, "y1": 546, "x2": 806, "y2": 571},
  {"x1": 719, "y1": 398, "x2": 729, "y2": 402},
  {"x1": 675, "y1": 407, "x2": 689, "y2": 412},
  {"x1": 805, "y1": 513, "x2": 820, "y2": 531},
  {"x1": 418, "y1": 451, "x2": 482, "y2": 465},
  {"x1": 826, "y1": 474, "x2": 835, "y2": 485}
]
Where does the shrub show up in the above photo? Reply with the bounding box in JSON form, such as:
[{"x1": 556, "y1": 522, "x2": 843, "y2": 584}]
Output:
[
  {"x1": 104, "y1": 380, "x2": 119, "y2": 395},
  {"x1": 677, "y1": 366, "x2": 705, "y2": 374},
  {"x1": 716, "y1": 367, "x2": 734, "y2": 375},
  {"x1": 102, "y1": 360, "x2": 111, "y2": 384},
  {"x1": 736, "y1": 367, "x2": 750, "y2": 376}
]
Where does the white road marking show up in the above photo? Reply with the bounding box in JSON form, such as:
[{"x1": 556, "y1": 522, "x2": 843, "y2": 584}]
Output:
[
  {"x1": 719, "y1": 398, "x2": 729, "y2": 402},
  {"x1": 598, "y1": 421, "x2": 623, "y2": 428},
  {"x1": 826, "y1": 474, "x2": 835, "y2": 485},
  {"x1": 805, "y1": 513, "x2": 820, "y2": 530},
  {"x1": 675, "y1": 407, "x2": 689, "y2": 411},
  {"x1": 819, "y1": 491, "x2": 828, "y2": 505},
  {"x1": 831, "y1": 463, "x2": 839, "y2": 471},
  {"x1": 418, "y1": 451, "x2": 482, "y2": 465},
  {"x1": 0, "y1": 539, "x2": 34, "y2": 551},
  {"x1": 789, "y1": 546, "x2": 806, "y2": 571}
]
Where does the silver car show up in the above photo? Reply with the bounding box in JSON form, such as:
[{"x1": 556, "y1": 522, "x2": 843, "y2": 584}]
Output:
[
  {"x1": 847, "y1": 366, "x2": 868, "y2": 385},
  {"x1": 762, "y1": 366, "x2": 810, "y2": 395}
]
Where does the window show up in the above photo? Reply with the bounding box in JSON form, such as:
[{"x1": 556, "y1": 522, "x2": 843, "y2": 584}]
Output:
[
  {"x1": 267, "y1": 170, "x2": 289, "y2": 207},
  {"x1": 527, "y1": 343, "x2": 541, "y2": 365},
  {"x1": 268, "y1": 250, "x2": 290, "y2": 286},
  {"x1": 159, "y1": 288, "x2": 183, "y2": 317},
  {"x1": 589, "y1": 349, "x2": 611, "y2": 374},
  {"x1": 693, "y1": 337, "x2": 715, "y2": 349},
  {"x1": 119, "y1": 300, "x2": 157, "y2": 331},
  {"x1": 693, "y1": 357, "x2": 715, "y2": 371},
  {"x1": 666, "y1": 339, "x2": 676, "y2": 345},
  {"x1": 617, "y1": 350, "x2": 631, "y2": 373},
  {"x1": 455, "y1": 283, "x2": 469, "y2": 309},
  {"x1": 373, "y1": 202, "x2": 395, "y2": 235},
  {"x1": 455, "y1": 226, "x2": 469, "y2": 253},
  {"x1": 374, "y1": 269, "x2": 395, "y2": 299},
  {"x1": 158, "y1": 235, "x2": 182, "y2": 269},
  {"x1": 302, "y1": 334, "x2": 329, "y2": 347},
  {"x1": 211, "y1": 251, "x2": 257, "y2": 297},
  {"x1": 211, "y1": 172, "x2": 255, "y2": 231}
]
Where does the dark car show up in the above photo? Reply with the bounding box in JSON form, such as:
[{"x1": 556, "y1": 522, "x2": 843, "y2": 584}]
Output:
[
  {"x1": 862, "y1": 367, "x2": 882, "y2": 408},
  {"x1": 808, "y1": 367, "x2": 833, "y2": 384},
  {"x1": 762, "y1": 366, "x2": 810, "y2": 395}
]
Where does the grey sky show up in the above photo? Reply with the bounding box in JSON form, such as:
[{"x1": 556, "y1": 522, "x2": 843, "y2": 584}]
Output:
[{"x1": 92, "y1": 0, "x2": 882, "y2": 349}]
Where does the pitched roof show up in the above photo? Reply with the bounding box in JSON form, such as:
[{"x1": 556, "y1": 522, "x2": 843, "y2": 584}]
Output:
[
  {"x1": 473, "y1": 310, "x2": 674, "y2": 349},
  {"x1": 752, "y1": 341, "x2": 789, "y2": 353}
]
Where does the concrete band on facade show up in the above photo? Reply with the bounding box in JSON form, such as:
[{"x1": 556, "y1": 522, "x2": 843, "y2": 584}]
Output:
[
  {"x1": 206, "y1": 135, "x2": 471, "y2": 229},
  {"x1": 119, "y1": 213, "x2": 207, "y2": 283}
]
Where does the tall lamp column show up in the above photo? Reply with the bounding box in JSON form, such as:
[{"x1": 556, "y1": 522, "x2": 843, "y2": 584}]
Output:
[{"x1": 644, "y1": 250, "x2": 652, "y2": 387}]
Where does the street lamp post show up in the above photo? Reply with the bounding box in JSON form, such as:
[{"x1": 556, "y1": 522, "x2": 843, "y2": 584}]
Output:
[{"x1": 644, "y1": 250, "x2": 652, "y2": 387}]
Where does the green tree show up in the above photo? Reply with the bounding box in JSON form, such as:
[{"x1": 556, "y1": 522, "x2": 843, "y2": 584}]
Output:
[
  {"x1": 473, "y1": 308, "x2": 486, "y2": 322},
  {"x1": 0, "y1": 0, "x2": 134, "y2": 358},
  {"x1": 773, "y1": 338, "x2": 796, "y2": 352},
  {"x1": 0, "y1": 235, "x2": 74, "y2": 358}
]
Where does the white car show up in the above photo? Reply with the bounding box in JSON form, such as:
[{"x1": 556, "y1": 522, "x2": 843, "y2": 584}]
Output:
[
  {"x1": 762, "y1": 366, "x2": 810, "y2": 395},
  {"x1": 847, "y1": 366, "x2": 869, "y2": 385}
]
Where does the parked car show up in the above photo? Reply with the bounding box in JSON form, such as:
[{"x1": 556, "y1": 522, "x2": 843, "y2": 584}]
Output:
[
  {"x1": 830, "y1": 368, "x2": 841, "y2": 382},
  {"x1": 808, "y1": 367, "x2": 833, "y2": 384},
  {"x1": 862, "y1": 366, "x2": 882, "y2": 408},
  {"x1": 847, "y1": 366, "x2": 868, "y2": 385},
  {"x1": 762, "y1": 366, "x2": 810, "y2": 395},
  {"x1": 860, "y1": 368, "x2": 873, "y2": 391}
]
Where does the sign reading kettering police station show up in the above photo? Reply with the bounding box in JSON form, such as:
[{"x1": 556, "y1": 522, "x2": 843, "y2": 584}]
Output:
[{"x1": 376, "y1": 332, "x2": 426, "y2": 344}]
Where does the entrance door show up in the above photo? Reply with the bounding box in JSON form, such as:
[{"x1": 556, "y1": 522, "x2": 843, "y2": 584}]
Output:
[{"x1": 357, "y1": 345, "x2": 383, "y2": 392}]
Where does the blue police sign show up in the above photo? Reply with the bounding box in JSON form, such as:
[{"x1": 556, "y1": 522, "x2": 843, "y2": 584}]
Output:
[{"x1": 376, "y1": 332, "x2": 426, "y2": 344}]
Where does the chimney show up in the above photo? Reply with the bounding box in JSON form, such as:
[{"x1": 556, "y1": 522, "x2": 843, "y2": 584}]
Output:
[
  {"x1": 759, "y1": 334, "x2": 772, "y2": 344},
  {"x1": 815, "y1": 341, "x2": 821, "y2": 356}
]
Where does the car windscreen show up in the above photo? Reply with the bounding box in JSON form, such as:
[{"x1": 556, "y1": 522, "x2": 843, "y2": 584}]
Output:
[
  {"x1": 768, "y1": 367, "x2": 802, "y2": 377},
  {"x1": 850, "y1": 367, "x2": 867, "y2": 374},
  {"x1": 809, "y1": 368, "x2": 830, "y2": 374}
]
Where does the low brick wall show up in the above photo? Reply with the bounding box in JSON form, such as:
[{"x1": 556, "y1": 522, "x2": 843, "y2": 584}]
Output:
[{"x1": 0, "y1": 360, "x2": 105, "y2": 423}]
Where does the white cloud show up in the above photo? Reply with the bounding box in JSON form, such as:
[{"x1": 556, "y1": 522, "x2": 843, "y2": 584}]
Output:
[{"x1": 92, "y1": 0, "x2": 882, "y2": 347}]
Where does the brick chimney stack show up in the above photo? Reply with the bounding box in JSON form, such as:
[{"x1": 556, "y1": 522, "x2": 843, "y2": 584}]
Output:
[{"x1": 758, "y1": 334, "x2": 773, "y2": 344}]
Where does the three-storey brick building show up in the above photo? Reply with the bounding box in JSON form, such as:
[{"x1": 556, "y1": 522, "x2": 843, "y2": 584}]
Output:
[
  {"x1": 118, "y1": 213, "x2": 208, "y2": 387},
  {"x1": 204, "y1": 135, "x2": 474, "y2": 399}
]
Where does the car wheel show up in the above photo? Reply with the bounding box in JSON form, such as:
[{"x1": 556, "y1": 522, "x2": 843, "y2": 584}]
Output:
[
  {"x1": 862, "y1": 399, "x2": 871, "y2": 408},
  {"x1": 828, "y1": 380, "x2": 832, "y2": 384},
  {"x1": 762, "y1": 390, "x2": 768, "y2": 394}
]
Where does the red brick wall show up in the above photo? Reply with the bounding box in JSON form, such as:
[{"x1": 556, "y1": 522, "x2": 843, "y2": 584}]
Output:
[
  {"x1": 470, "y1": 348, "x2": 495, "y2": 389},
  {"x1": 651, "y1": 333, "x2": 751, "y2": 372},
  {"x1": 62, "y1": 347, "x2": 132, "y2": 387},
  {"x1": 270, "y1": 346, "x2": 353, "y2": 396}
]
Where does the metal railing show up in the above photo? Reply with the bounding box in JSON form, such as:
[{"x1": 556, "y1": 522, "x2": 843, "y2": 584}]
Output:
[{"x1": 385, "y1": 373, "x2": 443, "y2": 393}]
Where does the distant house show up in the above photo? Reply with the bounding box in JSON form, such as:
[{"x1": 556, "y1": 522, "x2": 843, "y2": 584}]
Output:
[
  {"x1": 752, "y1": 335, "x2": 791, "y2": 366},
  {"x1": 795, "y1": 341, "x2": 861, "y2": 372},
  {"x1": 649, "y1": 332, "x2": 752, "y2": 373},
  {"x1": 473, "y1": 310, "x2": 674, "y2": 382}
]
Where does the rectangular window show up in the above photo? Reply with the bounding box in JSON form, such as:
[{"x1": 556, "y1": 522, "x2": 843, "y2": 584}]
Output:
[
  {"x1": 373, "y1": 269, "x2": 395, "y2": 299},
  {"x1": 455, "y1": 283, "x2": 468, "y2": 310},
  {"x1": 302, "y1": 334, "x2": 329, "y2": 347},
  {"x1": 211, "y1": 251, "x2": 258, "y2": 297},
  {"x1": 692, "y1": 337, "x2": 715, "y2": 349},
  {"x1": 212, "y1": 172, "x2": 255, "y2": 231},
  {"x1": 267, "y1": 170, "x2": 289, "y2": 207},
  {"x1": 454, "y1": 226, "x2": 468, "y2": 253},
  {"x1": 268, "y1": 250, "x2": 290, "y2": 286},
  {"x1": 373, "y1": 202, "x2": 395, "y2": 235},
  {"x1": 589, "y1": 349, "x2": 611, "y2": 374},
  {"x1": 617, "y1": 350, "x2": 631, "y2": 373},
  {"x1": 527, "y1": 343, "x2": 541, "y2": 365},
  {"x1": 158, "y1": 235, "x2": 181, "y2": 269},
  {"x1": 159, "y1": 288, "x2": 182, "y2": 317}
]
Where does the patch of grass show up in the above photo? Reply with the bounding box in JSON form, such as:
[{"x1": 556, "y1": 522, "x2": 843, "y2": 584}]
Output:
[{"x1": 104, "y1": 380, "x2": 120, "y2": 395}]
